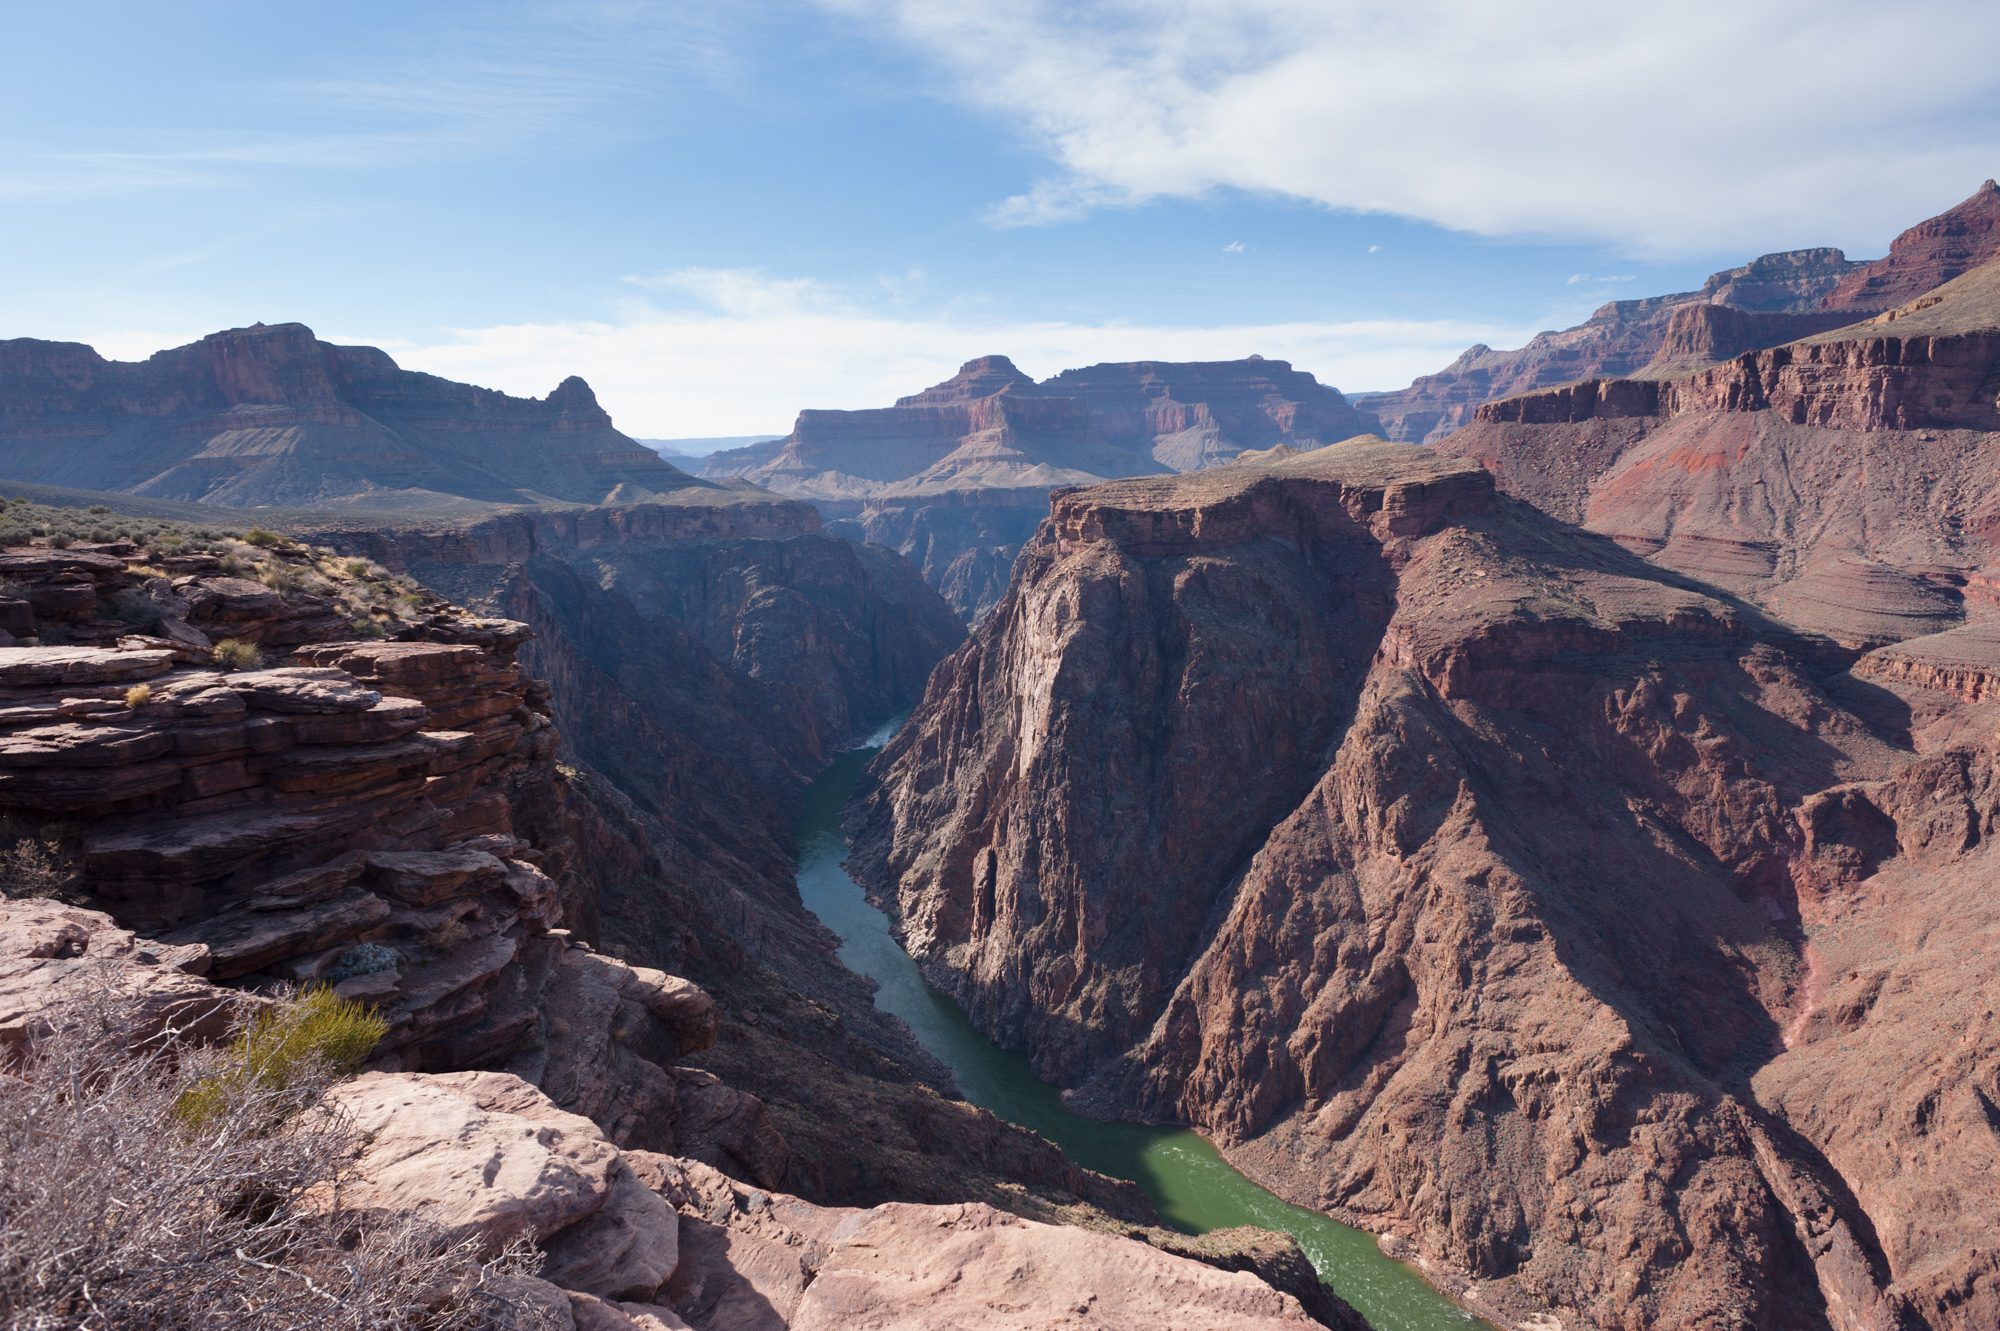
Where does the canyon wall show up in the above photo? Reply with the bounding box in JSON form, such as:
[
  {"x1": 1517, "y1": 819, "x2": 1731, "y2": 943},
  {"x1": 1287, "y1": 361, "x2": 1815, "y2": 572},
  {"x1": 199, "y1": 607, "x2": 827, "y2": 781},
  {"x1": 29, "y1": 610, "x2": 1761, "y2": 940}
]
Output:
[{"x1": 851, "y1": 440, "x2": 2000, "y2": 1330}]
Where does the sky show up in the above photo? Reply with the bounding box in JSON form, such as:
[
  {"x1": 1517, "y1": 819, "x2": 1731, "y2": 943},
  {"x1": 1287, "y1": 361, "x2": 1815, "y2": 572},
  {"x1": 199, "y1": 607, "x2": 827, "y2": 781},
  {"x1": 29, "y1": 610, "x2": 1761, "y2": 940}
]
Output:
[{"x1": 4, "y1": 0, "x2": 1998, "y2": 440}]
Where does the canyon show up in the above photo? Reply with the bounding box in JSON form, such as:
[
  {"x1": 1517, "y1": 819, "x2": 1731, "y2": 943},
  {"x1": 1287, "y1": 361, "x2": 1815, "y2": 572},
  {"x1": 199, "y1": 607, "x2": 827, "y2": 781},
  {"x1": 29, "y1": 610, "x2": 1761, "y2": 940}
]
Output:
[
  {"x1": 0, "y1": 510, "x2": 1356, "y2": 1329},
  {"x1": 851, "y1": 440, "x2": 1999, "y2": 1330},
  {"x1": 3, "y1": 174, "x2": 2000, "y2": 1331},
  {"x1": 703, "y1": 355, "x2": 1381, "y2": 618}
]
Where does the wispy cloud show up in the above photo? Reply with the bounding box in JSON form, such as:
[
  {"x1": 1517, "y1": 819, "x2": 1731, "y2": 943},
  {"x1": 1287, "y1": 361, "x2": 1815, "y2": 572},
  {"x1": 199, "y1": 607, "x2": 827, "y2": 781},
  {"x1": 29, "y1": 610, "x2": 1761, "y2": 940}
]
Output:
[
  {"x1": 0, "y1": 4, "x2": 753, "y2": 198},
  {"x1": 346, "y1": 267, "x2": 1539, "y2": 435},
  {"x1": 826, "y1": 0, "x2": 2000, "y2": 254},
  {"x1": 1221, "y1": 240, "x2": 1246, "y2": 253}
]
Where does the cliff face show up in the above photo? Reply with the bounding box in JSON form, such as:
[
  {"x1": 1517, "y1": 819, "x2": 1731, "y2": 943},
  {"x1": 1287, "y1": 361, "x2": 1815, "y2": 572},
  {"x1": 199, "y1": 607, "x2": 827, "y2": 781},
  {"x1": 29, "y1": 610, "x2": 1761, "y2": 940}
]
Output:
[
  {"x1": 704, "y1": 355, "x2": 1378, "y2": 619},
  {"x1": 0, "y1": 323, "x2": 701, "y2": 509},
  {"x1": 851, "y1": 440, "x2": 2000, "y2": 1330},
  {"x1": 1819, "y1": 178, "x2": 2000, "y2": 312},
  {"x1": 1360, "y1": 183, "x2": 2000, "y2": 442},
  {"x1": 0, "y1": 541, "x2": 740, "y2": 1163},
  {"x1": 1444, "y1": 256, "x2": 2000, "y2": 647}
]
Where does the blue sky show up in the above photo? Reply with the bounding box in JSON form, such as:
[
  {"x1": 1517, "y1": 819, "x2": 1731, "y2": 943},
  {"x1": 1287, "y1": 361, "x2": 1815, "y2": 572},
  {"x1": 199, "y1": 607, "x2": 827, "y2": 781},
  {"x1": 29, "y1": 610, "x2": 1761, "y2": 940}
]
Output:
[{"x1": 4, "y1": 1, "x2": 1997, "y2": 437}]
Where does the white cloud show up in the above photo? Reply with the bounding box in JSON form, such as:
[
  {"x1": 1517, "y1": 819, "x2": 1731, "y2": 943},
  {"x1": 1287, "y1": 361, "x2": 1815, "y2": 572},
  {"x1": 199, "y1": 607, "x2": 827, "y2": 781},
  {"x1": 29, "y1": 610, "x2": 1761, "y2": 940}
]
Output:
[
  {"x1": 1366, "y1": 245, "x2": 1381, "y2": 254},
  {"x1": 824, "y1": 0, "x2": 2000, "y2": 254},
  {"x1": 1221, "y1": 240, "x2": 1246, "y2": 253},
  {"x1": 350, "y1": 269, "x2": 1535, "y2": 436}
]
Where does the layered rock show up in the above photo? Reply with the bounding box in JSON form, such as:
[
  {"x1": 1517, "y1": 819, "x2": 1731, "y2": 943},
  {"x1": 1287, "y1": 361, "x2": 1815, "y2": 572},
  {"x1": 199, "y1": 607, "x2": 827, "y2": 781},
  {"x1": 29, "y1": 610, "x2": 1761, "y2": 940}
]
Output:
[
  {"x1": 1360, "y1": 182, "x2": 2000, "y2": 441},
  {"x1": 290, "y1": 497, "x2": 1195, "y2": 1224},
  {"x1": 0, "y1": 322, "x2": 703, "y2": 509},
  {"x1": 1037, "y1": 357, "x2": 1379, "y2": 471},
  {"x1": 0, "y1": 543, "x2": 749, "y2": 1165},
  {"x1": 1443, "y1": 254, "x2": 2000, "y2": 646},
  {"x1": 852, "y1": 439, "x2": 1999, "y2": 1329}
]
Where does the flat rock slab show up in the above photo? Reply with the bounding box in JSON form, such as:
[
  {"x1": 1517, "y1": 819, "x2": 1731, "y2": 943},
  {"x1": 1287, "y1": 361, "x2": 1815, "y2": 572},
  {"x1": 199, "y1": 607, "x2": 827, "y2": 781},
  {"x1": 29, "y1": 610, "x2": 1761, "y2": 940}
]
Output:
[
  {"x1": 224, "y1": 668, "x2": 383, "y2": 713},
  {"x1": 324, "y1": 1070, "x2": 621, "y2": 1252},
  {"x1": 789, "y1": 1202, "x2": 1323, "y2": 1331},
  {"x1": 0, "y1": 647, "x2": 175, "y2": 688}
]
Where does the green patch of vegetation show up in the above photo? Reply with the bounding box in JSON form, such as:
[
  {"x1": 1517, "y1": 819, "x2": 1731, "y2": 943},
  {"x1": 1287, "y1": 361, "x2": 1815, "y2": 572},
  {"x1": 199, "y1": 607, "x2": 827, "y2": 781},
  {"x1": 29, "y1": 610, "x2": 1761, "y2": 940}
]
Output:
[{"x1": 174, "y1": 987, "x2": 388, "y2": 1129}]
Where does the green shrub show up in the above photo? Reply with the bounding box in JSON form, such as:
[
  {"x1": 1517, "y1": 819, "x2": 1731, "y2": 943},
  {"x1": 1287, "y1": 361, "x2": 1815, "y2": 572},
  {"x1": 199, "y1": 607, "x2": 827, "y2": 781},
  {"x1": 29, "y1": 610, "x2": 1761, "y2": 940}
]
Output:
[
  {"x1": 211, "y1": 638, "x2": 265, "y2": 671},
  {"x1": 242, "y1": 527, "x2": 284, "y2": 548},
  {"x1": 174, "y1": 987, "x2": 388, "y2": 1129}
]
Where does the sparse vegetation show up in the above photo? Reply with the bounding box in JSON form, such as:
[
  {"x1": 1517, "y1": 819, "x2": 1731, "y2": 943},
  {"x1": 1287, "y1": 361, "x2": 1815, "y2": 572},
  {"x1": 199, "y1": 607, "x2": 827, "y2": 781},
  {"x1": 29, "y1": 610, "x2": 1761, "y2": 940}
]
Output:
[
  {"x1": 0, "y1": 496, "x2": 441, "y2": 643},
  {"x1": 124, "y1": 683, "x2": 153, "y2": 708},
  {"x1": 0, "y1": 988, "x2": 556, "y2": 1330},
  {"x1": 0, "y1": 497, "x2": 232, "y2": 557},
  {"x1": 0, "y1": 819, "x2": 81, "y2": 900},
  {"x1": 210, "y1": 638, "x2": 265, "y2": 671}
]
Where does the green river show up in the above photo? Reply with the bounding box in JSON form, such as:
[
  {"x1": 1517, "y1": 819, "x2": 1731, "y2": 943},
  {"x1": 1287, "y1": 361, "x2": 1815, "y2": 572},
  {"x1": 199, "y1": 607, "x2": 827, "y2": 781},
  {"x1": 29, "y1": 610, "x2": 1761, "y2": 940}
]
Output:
[{"x1": 796, "y1": 733, "x2": 1488, "y2": 1331}]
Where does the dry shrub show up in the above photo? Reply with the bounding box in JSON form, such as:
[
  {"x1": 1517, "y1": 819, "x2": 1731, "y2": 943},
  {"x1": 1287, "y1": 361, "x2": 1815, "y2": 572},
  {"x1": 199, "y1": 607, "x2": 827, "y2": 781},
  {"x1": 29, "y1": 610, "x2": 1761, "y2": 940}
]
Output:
[
  {"x1": 211, "y1": 638, "x2": 264, "y2": 671},
  {"x1": 0, "y1": 987, "x2": 557, "y2": 1331},
  {"x1": 0, "y1": 823, "x2": 79, "y2": 900}
]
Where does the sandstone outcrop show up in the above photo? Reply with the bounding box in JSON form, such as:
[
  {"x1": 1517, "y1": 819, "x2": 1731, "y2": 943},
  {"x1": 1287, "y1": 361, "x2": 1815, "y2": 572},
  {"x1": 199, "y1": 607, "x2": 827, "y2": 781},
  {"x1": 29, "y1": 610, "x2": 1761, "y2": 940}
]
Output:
[
  {"x1": 1360, "y1": 182, "x2": 2000, "y2": 441},
  {"x1": 323, "y1": 1071, "x2": 1334, "y2": 1331},
  {"x1": 852, "y1": 439, "x2": 1999, "y2": 1330},
  {"x1": 0, "y1": 322, "x2": 703, "y2": 509}
]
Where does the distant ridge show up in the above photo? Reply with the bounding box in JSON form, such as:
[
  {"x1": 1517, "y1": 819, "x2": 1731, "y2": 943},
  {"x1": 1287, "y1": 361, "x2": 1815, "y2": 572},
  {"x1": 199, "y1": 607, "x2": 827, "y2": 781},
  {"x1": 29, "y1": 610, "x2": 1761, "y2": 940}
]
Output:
[
  {"x1": 0, "y1": 322, "x2": 709, "y2": 511},
  {"x1": 1359, "y1": 180, "x2": 2000, "y2": 440}
]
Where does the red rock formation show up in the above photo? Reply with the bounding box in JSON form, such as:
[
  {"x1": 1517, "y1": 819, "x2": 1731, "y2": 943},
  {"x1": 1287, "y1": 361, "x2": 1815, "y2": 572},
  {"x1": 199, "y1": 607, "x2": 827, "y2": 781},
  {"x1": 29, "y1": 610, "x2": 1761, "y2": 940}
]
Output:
[
  {"x1": 852, "y1": 440, "x2": 1999, "y2": 1330},
  {"x1": 0, "y1": 323, "x2": 701, "y2": 508},
  {"x1": 1820, "y1": 178, "x2": 2000, "y2": 312},
  {"x1": 1038, "y1": 357, "x2": 1379, "y2": 471},
  {"x1": 1361, "y1": 185, "x2": 2000, "y2": 442},
  {"x1": 1444, "y1": 255, "x2": 2000, "y2": 646}
]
